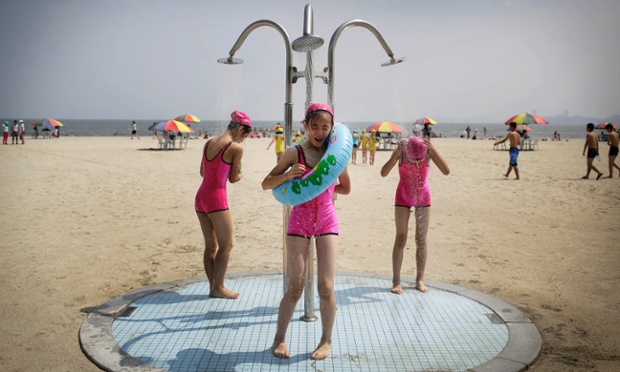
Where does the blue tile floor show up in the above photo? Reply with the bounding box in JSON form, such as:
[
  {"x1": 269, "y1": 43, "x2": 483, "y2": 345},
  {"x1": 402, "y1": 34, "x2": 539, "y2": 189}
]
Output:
[{"x1": 110, "y1": 273, "x2": 509, "y2": 371}]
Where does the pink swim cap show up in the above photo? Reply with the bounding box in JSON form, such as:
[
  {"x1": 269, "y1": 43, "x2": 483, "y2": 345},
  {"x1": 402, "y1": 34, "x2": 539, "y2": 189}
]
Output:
[
  {"x1": 305, "y1": 103, "x2": 334, "y2": 119},
  {"x1": 231, "y1": 110, "x2": 251, "y2": 127},
  {"x1": 407, "y1": 136, "x2": 427, "y2": 159}
]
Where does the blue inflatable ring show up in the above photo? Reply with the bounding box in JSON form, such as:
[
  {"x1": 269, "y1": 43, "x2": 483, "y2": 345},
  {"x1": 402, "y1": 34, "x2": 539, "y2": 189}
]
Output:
[{"x1": 272, "y1": 122, "x2": 353, "y2": 206}]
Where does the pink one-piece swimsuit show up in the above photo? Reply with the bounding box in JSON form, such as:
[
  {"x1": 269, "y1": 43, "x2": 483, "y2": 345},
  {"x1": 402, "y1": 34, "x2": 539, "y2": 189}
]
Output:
[
  {"x1": 394, "y1": 150, "x2": 431, "y2": 208},
  {"x1": 287, "y1": 146, "x2": 338, "y2": 238},
  {"x1": 195, "y1": 140, "x2": 232, "y2": 214}
]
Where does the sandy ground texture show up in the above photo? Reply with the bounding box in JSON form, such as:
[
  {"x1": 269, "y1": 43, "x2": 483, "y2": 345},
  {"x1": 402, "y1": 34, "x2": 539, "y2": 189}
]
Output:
[{"x1": 0, "y1": 134, "x2": 619, "y2": 371}]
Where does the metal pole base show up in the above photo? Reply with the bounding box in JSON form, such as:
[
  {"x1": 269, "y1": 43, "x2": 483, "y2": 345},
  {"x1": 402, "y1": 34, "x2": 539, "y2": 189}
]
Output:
[{"x1": 300, "y1": 315, "x2": 318, "y2": 322}]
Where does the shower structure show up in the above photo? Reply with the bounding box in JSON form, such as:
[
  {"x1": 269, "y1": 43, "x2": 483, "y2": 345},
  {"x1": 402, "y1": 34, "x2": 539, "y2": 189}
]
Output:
[{"x1": 218, "y1": 4, "x2": 404, "y2": 321}]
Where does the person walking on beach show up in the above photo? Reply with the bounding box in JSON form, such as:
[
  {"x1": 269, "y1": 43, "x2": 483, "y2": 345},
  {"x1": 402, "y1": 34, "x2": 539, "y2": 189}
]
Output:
[
  {"x1": 381, "y1": 136, "x2": 449, "y2": 294},
  {"x1": 195, "y1": 110, "x2": 252, "y2": 299},
  {"x1": 262, "y1": 103, "x2": 351, "y2": 361},
  {"x1": 2, "y1": 121, "x2": 8, "y2": 145},
  {"x1": 18, "y1": 120, "x2": 25, "y2": 144},
  {"x1": 361, "y1": 129, "x2": 369, "y2": 164},
  {"x1": 266, "y1": 127, "x2": 285, "y2": 162},
  {"x1": 11, "y1": 120, "x2": 19, "y2": 144},
  {"x1": 494, "y1": 122, "x2": 521, "y2": 180},
  {"x1": 604, "y1": 123, "x2": 619, "y2": 178},
  {"x1": 466, "y1": 125, "x2": 471, "y2": 139},
  {"x1": 582, "y1": 123, "x2": 603, "y2": 180},
  {"x1": 130, "y1": 121, "x2": 140, "y2": 139}
]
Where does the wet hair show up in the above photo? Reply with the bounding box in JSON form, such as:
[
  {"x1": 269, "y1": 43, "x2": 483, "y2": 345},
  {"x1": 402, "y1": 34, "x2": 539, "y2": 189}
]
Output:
[
  {"x1": 587, "y1": 123, "x2": 594, "y2": 131},
  {"x1": 228, "y1": 121, "x2": 252, "y2": 134},
  {"x1": 509, "y1": 122, "x2": 517, "y2": 129},
  {"x1": 605, "y1": 123, "x2": 613, "y2": 131},
  {"x1": 304, "y1": 110, "x2": 334, "y2": 129}
]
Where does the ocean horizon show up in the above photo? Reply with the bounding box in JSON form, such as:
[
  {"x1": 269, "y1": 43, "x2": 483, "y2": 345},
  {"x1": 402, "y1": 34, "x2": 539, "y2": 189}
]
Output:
[{"x1": 1, "y1": 118, "x2": 599, "y2": 139}]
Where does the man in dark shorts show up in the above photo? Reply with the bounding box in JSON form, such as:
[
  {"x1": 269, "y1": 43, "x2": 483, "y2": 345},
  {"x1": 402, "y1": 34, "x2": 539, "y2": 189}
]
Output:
[
  {"x1": 605, "y1": 123, "x2": 620, "y2": 178},
  {"x1": 582, "y1": 123, "x2": 603, "y2": 180}
]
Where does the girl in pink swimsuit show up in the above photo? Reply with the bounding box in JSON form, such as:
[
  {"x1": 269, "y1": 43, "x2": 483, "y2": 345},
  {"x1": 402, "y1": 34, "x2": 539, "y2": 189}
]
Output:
[
  {"x1": 195, "y1": 110, "x2": 252, "y2": 300},
  {"x1": 381, "y1": 136, "x2": 450, "y2": 294},
  {"x1": 262, "y1": 103, "x2": 351, "y2": 361}
]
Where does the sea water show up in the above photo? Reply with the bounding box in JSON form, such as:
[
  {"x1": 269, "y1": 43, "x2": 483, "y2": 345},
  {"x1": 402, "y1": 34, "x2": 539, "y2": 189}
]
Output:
[{"x1": 1, "y1": 118, "x2": 590, "y2": 139}]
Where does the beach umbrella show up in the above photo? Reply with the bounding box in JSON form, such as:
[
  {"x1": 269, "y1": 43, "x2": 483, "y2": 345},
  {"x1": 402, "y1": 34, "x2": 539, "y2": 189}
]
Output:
[
  {"x1": 30, "y1": 118, "x2": 64, "y2": 128},
  {"x1": 151, "y1": 120, "x2": 194, "y2": 133},
  {"x1": 504, "y1": 112, "x2": 548, "y2": 125},
  {"x1": 173, "y1": 114, "x2": 201, "y2": 123},
  {"x1": 518, "y1": 124, "x2": 532, "y2": 132},
  {"x1": 596, "y1": 122, "x2": 618, "y2": 130},
  {"x1": 413, "y1": 117, "x2": 438, "y2": 125},
  {"x1": 367, "y1": 121, "x2": 403, "y2": 133}
]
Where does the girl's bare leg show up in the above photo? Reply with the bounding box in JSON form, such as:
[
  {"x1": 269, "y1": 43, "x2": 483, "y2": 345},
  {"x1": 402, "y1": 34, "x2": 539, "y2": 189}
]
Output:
[
  {"x1": 273, "y1": 236, "x2": 310, "y2": 358},
  {"x1": 414, "y1": 207, "x2": 431, "y2": 293},
  {"x1": 391, "y1": 206, "x2": 410, "y2": 294},
  {"x1": 197, "y1": 212, "x2": 217, "y2": 291},
  {"x1": 311, "y1": 235, "x2": 338, "y2": 360},
  {"x1": 204, "y1": 210, "x2": 238, "y2": 299}
]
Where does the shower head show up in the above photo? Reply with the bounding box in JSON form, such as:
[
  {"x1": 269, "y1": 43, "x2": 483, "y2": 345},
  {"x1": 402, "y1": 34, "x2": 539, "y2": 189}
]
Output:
[
  {"x1": 381, "y1": 57, "x2": 406, "y2": 67},
  {"x1": 292, "y1": 34, "x2": 324, "y2": 52},
  {"x1": 217, "y1": 56, "x2": 244, "y2": 65},
  {"x1": 292, "y1": 4, "x2": 324, "y2": 52}
]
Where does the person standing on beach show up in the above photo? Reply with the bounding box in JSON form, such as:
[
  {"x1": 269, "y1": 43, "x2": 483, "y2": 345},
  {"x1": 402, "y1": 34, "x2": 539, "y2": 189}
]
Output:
[
  {"x1": 195, "y1": 110, "x2": 252, "y2": 299},
  {"x1": 130, "y1": 121, "x2": 140, "y2": 139},
  {"x1": 466, "y1": 125, "x2": 471, "y2": 139},
  {"x1": 11, "y1": 120, "x2": 19, "y2": 144},
  {"x1": 494, "y1": 122, "x2": 521, "y2": 179},
  {"x1": 18, "y1": 120, "x2": 25, "y2": 144},
  {"x1": 361, "y1": 129, "x2": 369, "y2": 164},
  {"x1": 351, "y1": 129, "x2": 359, "y2": 164},
  {"x1": 582, "y1": 123, "x2": 603, "y2": 180},
  {"x1": 369, "y1": 129, "x2": 378, "y2": 165},
  {"x1": 604, "y1": 123, "x2": 619, "y2": 178},
  {"x1": 381, "y1": 136, "x2": 449, "y2": 294},
  {"x1": 262, "y1": 103, "x2": 351, "y2": 360},
  {"x1": 2, "y1": 121, "x2": 8, "y2": 145}
]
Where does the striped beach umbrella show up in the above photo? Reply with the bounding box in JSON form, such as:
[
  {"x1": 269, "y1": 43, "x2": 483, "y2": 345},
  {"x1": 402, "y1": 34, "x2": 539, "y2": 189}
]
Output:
[
  {"x1": 596, "y1": 122, "x2": 618, "y2": 130},
  {"x1": 504, "y1": 112, "x2": 548, "y2": 125},
  {"x1": 413, "y1": 117, "x2": 438, "y2": 125},
  {"x1": 367, "y1": 121, "x2": 403, "y2": 133},
  {"x1": 173, "y1": 114, "x2": 201, "y2": 123},
  {"x1": 30, "y1": 118, "x2": 64, "y2": 128},
  {"x1": 152, "y1": 120, "x2": 194, "y2": 133}
]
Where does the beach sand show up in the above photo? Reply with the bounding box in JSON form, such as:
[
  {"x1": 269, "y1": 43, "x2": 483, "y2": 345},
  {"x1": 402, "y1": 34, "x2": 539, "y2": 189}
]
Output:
[{"x1": 0, "y1": 135, "x2": 618, "y2": 371}]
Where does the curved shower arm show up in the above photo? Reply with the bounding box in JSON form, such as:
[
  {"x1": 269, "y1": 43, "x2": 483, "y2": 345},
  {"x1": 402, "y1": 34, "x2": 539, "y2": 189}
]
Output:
[
  {"x1": 227, "y1": 20, "x2": 294, "y2": 105},
  {"x1": 326, "y1": 19, "x2": 397, "y2": 108}
]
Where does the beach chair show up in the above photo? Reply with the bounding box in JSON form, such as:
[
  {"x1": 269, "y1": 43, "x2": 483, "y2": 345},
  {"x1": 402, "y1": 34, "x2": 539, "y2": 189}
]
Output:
[
  {"x1": 157, "y1": 135, "x2": 165, "y2": 150},
  {"x1": 531, "y1": 138, "x2": 540, "y2": 150},
  {"x1": 179, "y1": 134, "x2": 189, "y2": 149}
]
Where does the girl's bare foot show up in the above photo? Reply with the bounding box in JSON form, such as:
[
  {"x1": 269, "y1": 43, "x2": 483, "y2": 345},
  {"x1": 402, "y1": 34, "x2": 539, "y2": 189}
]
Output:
[
  {"x1": 311, "y1": 341, "x2": 331, "y2": 360},
  {"x1": 416, "y1": 280, "x2": 429, "y2": 293},
  {"x1": 273, "y1": 339, "x2": 289, "y2": 359},
  {"x1": 391, "y1": 284, "x2": 403, "y2": 294},
  {"x1": 210, "y1": 287, "x2": 239, "y2": 299}
]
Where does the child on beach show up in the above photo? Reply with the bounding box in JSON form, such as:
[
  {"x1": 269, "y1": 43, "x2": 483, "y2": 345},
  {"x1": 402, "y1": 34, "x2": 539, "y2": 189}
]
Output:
[
  {"x1": 582, "y1": 123, "x2": 603, "y2": 180},
  {"x1": 195, "y1": 110, "x2": 252, "y2": 299},
  {"x1": 494, "y1": 122, "x2": 521, "y2": 179},
  {"x1": 361, "y1": 129, "x2": 369, "y2": 164},
  {"x1": 351, "y1": 129, "x2": 359, "y2": 164},
  {"x1": 369, "y1": 129, "x2": 378, "y2": 165},
  {"x1": 262, "y1": 103, "x2": 351, "y2": 360},
  {"x1": 381, "y1": 136, "x2": 449, "y2": 293},
  {"x1": 267, "y1": 127, "x2": 285, "y2": 162},
  {"x1": 604, "y1": 123, "x2": 620, "y2": 178}
]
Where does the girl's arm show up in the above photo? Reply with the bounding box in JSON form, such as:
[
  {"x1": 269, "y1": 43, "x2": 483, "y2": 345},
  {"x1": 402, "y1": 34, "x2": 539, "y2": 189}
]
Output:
[
  {"x1": 261, "y1": 147, "x2": 306, "y2": 190},
  {"x1": 228, "y1": 143, "x2": 244, "y2": 183},
  {"x1": 425, "y1": 138, "x2": 450, "y2": 175},
  {"x1": 334, "y1": 167, "x2": 351, "y2": 195},
  {"x1": 380, "y1": 141, "x2": 403, "y2": 177}
]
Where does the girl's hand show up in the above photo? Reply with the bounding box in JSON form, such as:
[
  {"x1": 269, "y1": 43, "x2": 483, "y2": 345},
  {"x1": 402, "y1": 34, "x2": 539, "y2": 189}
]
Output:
[
  {"x1": 423, "y1": 137, "x2": 434, "y2": 152},
  {"x1": 288, "y1": 163, "x2": 306, "y2": 179}
]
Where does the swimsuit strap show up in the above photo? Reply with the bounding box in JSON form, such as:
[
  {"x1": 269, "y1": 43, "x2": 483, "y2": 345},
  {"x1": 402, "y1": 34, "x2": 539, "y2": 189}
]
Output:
[
  {"x1": 205, "y1": 140, "x2": 233, "y2": 162},
  {"x1": 296, "y1": 146, "x2": 308, "y2": 167}
]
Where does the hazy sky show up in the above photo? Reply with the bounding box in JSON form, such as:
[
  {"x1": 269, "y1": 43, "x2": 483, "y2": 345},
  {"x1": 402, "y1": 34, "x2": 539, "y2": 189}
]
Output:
[{"x1": 1, "y1": 0, "x2": 618, "y2": 123}]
